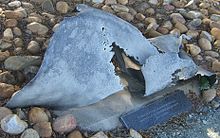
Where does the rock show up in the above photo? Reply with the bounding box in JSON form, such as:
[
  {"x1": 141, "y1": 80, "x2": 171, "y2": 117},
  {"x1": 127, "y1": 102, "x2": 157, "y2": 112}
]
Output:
[
  {"x1": 170, "y1": 13, "x2": 186, "y2": 24},
  {"x1": 4, "y1": 56, "x2": 41, "y2": 71},
  {"x1": 0, "y1": 41, "x2": 12, "y2": 51},
  {"x1": 14, "y1": 47, "x2": 23, "y2": 55},
  {"x1": 214, "y1": 40, "x2": 220, "y2": 47},
  {"x1": 188, "y1": 19, "x2": 202, "y2": 29},
  {"x1": 212, "y1": 60, "x2": 220, "y2": 72},
  {"x1": 33, "y1": 122, "x2": 52, "y2": 138},
  {"x1": 210, "y1": 14, "x2": 220, "y2": 22},
  {"x1": 149, "y1": 0, "x2": 158, "y2": 5},
  {"x1": 205, "y1": 51, "x2": 219, "y2": 58},
  {"x1": 42, "y1": 0, "x2": 55, "y2": 13},
  {"x1": 211, "y1": 28, "x2": 220, "y2": 40},
  {"x1": 30, "y1": 0, "x2": 45, "y2": 4},
  {"x1": 163, "y1": 4, "x2": 175, "y2": 11},
  {"x1": 67, "y1": 130, "x2": 83, "y2": 138},
  {"x1": 102, "y1": 5, "x2": 114, "y2": 13},
  {"x1": 171, "y1": 1, "x2": 184, "y2": 8},
  {"x1": 0, "y1": 107, "x2": 12, "y2": 121},
  {"x1": 26, "y1": 16, "x2": 42, "y2": 23},
  {"x1": 3, "y1": 28, "x2": 13, "y2": 40},
  {"x1": 16, "y1": 108, "x2": 27, "y2": 120},
  {"x1": 175, "y1": 22, "x2": 188, "y2": 33},
  {"x1": 21, "y1": 129, "x2": 40, "y2": 138},
  {"x1": 90, "y1": 131, "x2": 108, "y2": 138},
  {"x1": 4, "y1": 10, "x2": 20, "y2": 19},
  {"x1": 134, "y1": 2, "x2": 150, "y2": 13},
  {"x1": 104, "y1": 0, "x2": 117, "y2": 5},
  {"x1": 27, "y1": 22, "x2": 49, "y2": 35},
  {"x1": 4, "y1": 19, "x2": 18, "y2": 27},
  {"x1": 147, "y1": 29, "x2": 162, "y2": 37},
  {"x1": 170, "y1": 28, "x2": 180, "y2": 36},
  {"x1": 1, "y1": 114, "x2": 28, "y2": 135},
  {"x1": 198, "y1": 38, "x2": 212, "y2": 50},
  {"x1": 0, "y1": 83, "x2": 15, "y2": 98},
  {"x1": 27, "y1": 41, "x2": 40, "y2": 54},
  {"x1": 0, "y1": 71, "x2": 16, "y2": 84},
  {"x1": 13, "y1": 27, "x2": 22, "y2": 36},
  {"x1": 8, "y1": 1, "x2": 21, "y2": 8},
  {"x1": 186, "y1": 44, "x2": 201, "y2": 56},
  {"x1": 0, "y1": 51, "x2": 10, "y2": 62},
  {"x1": 144, "y1": 17, "x2": 156, "y2": 24},
  {"x1": 186, "y1": 30, "x2": 199, "y2": 38},
  {"x1": 52, "y1": 23, "x2": 60, "y2": 32},
  {"x1": 145, "y1": 8, "x2": 155, "y2": 16},
  {"x1": 117, "y1": 0, "x2": 128, "y2": 5},
  {"x1": 28, "y1": 107, "x2": 49, "y2": 124},
  {"x1": 135, "y1": 13, "x2": 145, "y2": 21},
  {"x1": 14, "y1": 38, "x2": 23, "y2": 47},
  {"x1": 209, "y1": 21, "x2": 220, "y2": 29},
  {"x1": 56, "y1": 1, "x2": 69, "y2": 13},
  {"x1": 200, "y1": 31, "x2": 212, "y2": 42},
  {"x1": 111, "y1": 4, "x2": 129, "y2": 12},
  {"x1": 202, "y1": 89, "x2": 217, "y2": 102},
  {"x1": 162, "y1": 21, "x2": 173, "y2": 30},
  {"x1": 211, "y1": 100, "x2": 220, "y2": 109},
  {"x1": 117, "y1": 12, "x2": 133, "y2": 21},
  {"x1": 52, "y1": 114, "x2": 76, "y2": 134},
  {"x1": 157, "y1": 27, "x2": 169, "y2": 34},
  {"x1": 22, "y1": 2, "x2": 34, "y2": 13},
  {"x1": 187, "y1": 11, "x2": 202, "y2": 19},
  {"x1": 15, "y1": 7, "x2": 28, "y2": 18},
  {"x1": 130, "y1": 129, "x2": 142, "y2": 138}
]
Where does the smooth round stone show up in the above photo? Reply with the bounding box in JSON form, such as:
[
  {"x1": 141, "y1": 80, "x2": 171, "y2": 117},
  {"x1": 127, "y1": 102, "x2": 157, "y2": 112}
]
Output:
[
  {"x1": 157, "y1": 27, "x2": 169, "y2": 34},
  {"x1": 27, "y1": 41, "x2": 40, "y2": 54},
  {"x1": 145, "y1": 8, "x2": 155, "y2": 16},
  {"x1": 0, "y1": 83, "x2": 15, "y2": 98},
  {"x1": 144, "y1": 17, "x2": 156, "y2": 25},
  {"x1": 5, "y1": 19, "x2": 18, "y2": 27},
  {"x1": 117, "y1": 12, "x2": 133, "y2": 21},
  {"x1": 170, "y1": 28, "x2": 180, "y2": 36},
  {"x1": 135, "y1": 13, "x2": 145, "y2": 21},
  {"x1": 3, "y1": 28, "x2": 13, "y2": 40},
  {"x1": 162, "y1": 21, "x2": 173, "y2": 30},
  {"x1": 188, "y1": 19, "x2": 202, "y2": 29},
  {"x1": 117, "y1": 0, "x2": 128, "y2": 5},
  {"x1": 170, "y1": 13, "x2": 186, "y2": 24},
  {"x1": 67, "y1": 130, "x2": 83, "y2": 138},
  {"x1": 29, "y1": 107, "x2": 49, "y2": 124},
  {"x1": 186, "y1": 30, "x2": 199, "y2": 38},
  {"x1": 13, "y1": 27, "x2": 22, "y2": 36},
  {"x1": 8, "y1": 1, "x2": 21, "y2": 8},
  {"x1": 214, "y1": 40, "x2": 220, "y2": 47},
  {"x1": 56, "y1": 1, "x2": 69, "y2": 14},
  {"x1": 27, "y1": 22, "x2": 49, "y2": 35},
  {"x1": 41, "y1": 0, "x2": 55, "y2": 13},
  {"x1": 104, "y1": 0, "x2": 117, "y2": 5},
  {"x1": 111, "y1": 4, "x2": 129, "y2": 12},
  {"x1": 212, "y1": 60, "x2": 220, "y2": 72},
  {"x1": 0, "y1": 51, "x2": 10, "y2": 62},
  {"x1": 33, "y1": 122, "x2": 52, "y2": 138},
  {"x1": 186, "y1": 44, "x2": 201, "y2": 56},
  {"x1": 174, "y1": 22, "x2": 188, "y2": 33},
  {"x1": 14, "y1": 38, "x2": 24, "y2": 47},
  {"x1": 200, "y1": 31, "x2": 212, "y2": 42},
  {"x1": 205, "y1": 51, "x2": 219, "y2": 58},
  {"x1": 210, "y1": 14, "x2": 220, "y2": 22},
  {"x1": 210, "y1": 21, "x2": 220, "y2": 29},
  {"x1": 0, "y1": 71, "x2": 16, "y2": 84},
  {"x1": 198, "y1": 38, "x2": 212, "y2": 50},
  {"x1": 1, "y1": 114, "x2": 28, "y2": 135},
  {"x1": 102, "y1": 5, "x2": 115, "y2": 13},
  {"x1": 0, "y1": 107, "x2": 12, "y2": 121},
  {"x1": 21, "y1": 129, "x2": 40, "y2": 138},
  {"x1": 211, "y1": 28, "x2": 220, "y2": 40}
]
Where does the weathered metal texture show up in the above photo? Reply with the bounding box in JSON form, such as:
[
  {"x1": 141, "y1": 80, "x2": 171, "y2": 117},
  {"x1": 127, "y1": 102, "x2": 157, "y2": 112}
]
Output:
[{"x1": 6, "y1": 4, "x2": 158, "y2": 109}]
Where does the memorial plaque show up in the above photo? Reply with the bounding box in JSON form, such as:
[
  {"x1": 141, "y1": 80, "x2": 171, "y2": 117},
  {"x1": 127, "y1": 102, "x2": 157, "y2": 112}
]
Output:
[{"x1": 120, "y1": 90, "x2": 192, "y2": 130}]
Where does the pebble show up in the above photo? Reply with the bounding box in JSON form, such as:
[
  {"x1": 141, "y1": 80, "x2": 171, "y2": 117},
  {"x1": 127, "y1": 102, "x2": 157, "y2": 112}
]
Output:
[
  {"x1": 4, "y1": 19, "x2": 18, "y2": 27},
  {"x1": 14, "y1": 38, "x2": 23, "y2": 47},
  {"x1": 200, "y1": 31, "x2": 212, "y2": 42},
  {"x1": 134, "y1": 2, "x2": 150, "y2": 13},
  {"x1": 1, "y1": 114, "x2": 28, "y2": 135},
  {"x1": 104, "y1": 0, "x2": 117, "y2": 5},
  {"x1": 0, "y1": 51, "x2": 10, "y2": 62},
  {"x1": 135, "y1": 13, "x2": 145, "y2": 21},
  {"x1": 144, "y1": 17, "x2": 156, "y2": 24},
  {"x1": 117, "y1": 12, "x2": 133, "y2": 21},
  {"x1": 0, "y1": 71, "x2": 16, "y2": 84},
  {"x1": 205, "y1": 51, "x2": 219, "y2": 58},
  {"x1": 4, "y1": 56, "x2": 41, "y2": 71},
  {"x1": 67, "y1": 130, "x2": 83, "y2": 138},
  {"x1": 27, "y1": 22, "x2": 49, "y2": 35},
  {"x1": 111, "y1": 4, "x2": 129, "y2": 12},
  {"x1": 0, "y1": 41, "x2": 12, "y2": 51},
  {"x1": 175, "y1": 22, "x2": 188, "y2": 33},
  {"x1": 28, "y1": 107, "x2": 49, "y2": 124},
  {"x1": 3, "y1": 28, "x2": 13, "y2": 40},
  {"x1": 214, "y1": 40, "x2": 220, "y2": 47},
  {"x1": 210, "y1": 14, "x2": 220, "y2": 22},
  {"x1": 188, "y1": 19, "x2": 202, "y2": 29},
  {"x1": 90, "y1": 131, "x2": 108, "y2": 138},
  {"x1": 8, "y1": 1, "x2": 21, "y2": 8},
  {"x1": 21, "y1": 128, "x2": 40, "y2": 138},
  {"x1": 170, "y1": 13, "x2": 186, "y2": 24},
  {"x1": 13, "y1": 27, "x2": 22, "y2": 36},
  {"x1": 211, "y1": 28, "x2": 220, "y2": 40},
  {"x1": 187, "y1": 11, "x2": 202, "y2": 19},
  {"x1": 0, "y1": 82, "x2": 15, "y2": 98},
  {"x1": 33, "y1": 122, "x2": 52, "y2": 138},
  {"x1": 198, "y1": 38, "x2": 212, "y2": 50},
  {"x1": 130, "y1": 129, "x2": 143, "y2": 138},
  {"x1": 52, "y1": 114, "x2": 76, "y2": 134},
  {"x1": 157, "y1": 27, "x2": 169, "y2": 34},
  {"x1": 202, "y1": 89, "x2": 217, "y2": 102},
  {"x1": 26, "y1": 16, "x2": 43, "y2": 23},
  {"x1": 210, "y1": 21, "x2": 220, "y2": 29},
  {"x1": 27, "y1": 41, "x2": 40, "y2": 54},
  {"x1": 117, "y1": 0, "x2": 128, "y2": 5},
  {"x1": 162, "y1": 21, "x2": 173, "y2": 30},
  {"x1": 145, "y1": 8, "x2": 155, "y2": 16},
  {"x1": 186, "y1": 44, "x2": 201, "y2": 56},
  {"x1": 0, "y1": 107, "x2": 12, "y2": 121},
  {"x1": 186, "y1": 30, "x2": 199, "y2": 38},
  {"x1": 149, "y1": 0, "x2": 158, "y2": 5},
  {"x1": 41, "y1": 0, "x2": 55, "y2": 13},
  {"x1": 56, "y1": 1, "x2": 69, "y2": 14},
  {"x1": 52, "y1": 23, "x2": 60, "y2": 32},
  {"x1": 212, "y1": 60, "x2": 220, "y2": 72},
  {"x1": 170, "y1": 28, "x2": 180, "y2": 36}
]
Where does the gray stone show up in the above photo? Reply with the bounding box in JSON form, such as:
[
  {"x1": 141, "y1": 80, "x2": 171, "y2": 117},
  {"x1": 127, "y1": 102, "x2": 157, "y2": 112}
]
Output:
[
  {"x1": 188, "y1": 19, "x2": 202, "y2": 29},
  {"x1": 42, "y1": 0, "x2": 55, "y2": 13},
  {"x1": 200, "y1": 31, "x2": 212, "y2": 42},
  {"x1": 3, "y1": 28, "x2": 13, "y2": 40},
  {"x1": 0, "y1": 51, "x2": 10, "y2": 62},
  {"x1": 8, "y1": 1, "x2": 21, "y2": 8},
  {"x1": 27, "y1": 41, "x2": 40, "y2": 54},
  {"x1": 0, "y1": 71, "x2": 16, "y2": 84},
  {"x1": 198, "y1": 38, "x2": 212, "y2": 50},
  {"x1": 205, "y1": 51, "x2": 219, "y2": 58},
  {"x1": 27, "y1": 22, "x2": 49, "y2": 35},
  {"x1": 0, "y1": 40, "x2": 12, "y2": 50},
  {"x1": 21, "y1": 129, "x2": 40, "y2": 138},
  {"x1": 4, "y1": 56, "x2": 41, "y2": 71},
  {"x1": 1, "y1": 114, "x2": 28, "y2": 135},
  {"x1": 111, "y1": 4, "x2": 129, "y2": 12},
  {"x1": 210, "y1": 14, "x2": 220, "y2": 22}
]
